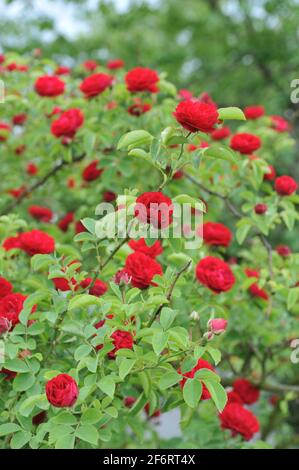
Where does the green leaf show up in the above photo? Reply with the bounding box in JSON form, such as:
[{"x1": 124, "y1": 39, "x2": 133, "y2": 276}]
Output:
[
  {"x1": 202, "y1": 145, "x2": 238, "y2": 163},
  {"x1": 160, "y1": 308, "x2": 176, "y2": 330},
  {"x1": 152, "y1": 331, "x2": 169, "y2": 355},
  {"x1": 13, "y1": 372, "x2": 35, "y2": 391},
  {"x1": 81, "y1": 217, "x2": 96, "y2": 234},
  {"x1": 4, "y1": 358, "x2": 30, "y2": 373},
  {"x1": 0, "y1": 423, "x2": 21, "y2": 437},
  {"x1": 182, "y1": 378, "x2": 202, "y2": 408},
  {"x1": 51, "y1": 412, "x2": 77, "y2": 425},
  {"x1": 98, "y1": 377, "x2": 115, "y2": 398},
  {"x1": 31, "y1": 254, "x2": 54, "y2": 271},
  {"x1": 54, "y1": 434, "x2": 75, "y2": 449},
  {"x1": 119, "y1": 358, "x2": 136, "y2": 380},
  {"x1": 117, "y1": 130, "x2": 153, "y2": 150},
  {"x1": 204, "y1": 380, "x2": 227, "y2": 412},
  {"x1": 75, "y1": 424, "x2": 99, "y2": 446},
  {"x1": 104, "y1": 406, "x2": 118, "y2": 418},
  {"x1": 236, "y1": 223, "x2": 251, "y2": 244},
  {"x1": 68, "y1": 294, "x2": 100, "y2": 311},
  {"x1": 181, "y1": 357, "x2": 198, "y2": 374},
  {"x1": 288, "y1": 288, "x2": 299, "y2": 310},
  {"x1": 81, "y1": 408, "x2": 102, "y2": 425},
  {"x1": 195, "y1": 369, "x2": 221, "y2": 382},
  {"x1": 159, "y1": 371, "x2": 181, "y2": 390},
  {"x1": 206, "y1": 346, "x2": 222, "y2": 365},
  {"x1": 74, "y1": 344, "x2": 93, "y2": 362},
  {"x1": 218, "y1": 107, "x2": 246, "y2": 121},
  {"x1": 10, "y1": 430, "x2": 32, "y2": 449}
]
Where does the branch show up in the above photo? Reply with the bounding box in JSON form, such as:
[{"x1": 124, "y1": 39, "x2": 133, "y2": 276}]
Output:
[
  {"x1": 0, "y1": 153, "x2": 86, "y2": 215},
  {"x1": 147, "y1": 260, "x2": 192, "y2": 327}
]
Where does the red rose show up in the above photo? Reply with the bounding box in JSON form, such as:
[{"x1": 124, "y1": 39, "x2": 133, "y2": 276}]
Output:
[
  {"x1": 271, "y1": 115, "x2": 289, "y2": 132},
  {"x1": 52, "y1": 277, "x2": 77, "y2": 292},
  {"x1": 0, "y1": 54, "x2": 5, "y2": 64},
  {"x1": 103, "y1": 191, "x2": 116, "y2": 202},
  {"x1": 179, "y1": 358, "x2": 215, "y2": 400},
  {"x1": 0, "y1": 277, "x2": 13, "y2": 298},
  {"x1": 0, "y1": 293, "x2": 33, "y2": 329},
  {"x1": 196, "y1": 256, "x2": 235, "y2": 293},
  {"x1": 26, "y1": 163, "x2": 38, "y2": 175},
  {"x1": 124, "y1": 396, "x2": 136, "y2": 408},
  {"x1": 245, "y1": 269, "x2": 268, "y2": 301},
  {"x1": 107, "y1": 59, "x2": 124, "y2": 70},
  {"x1": 12, "y1": 113, "x2": 27, "y2": 126},
  {"x1": 263, "y1": 164, "x2": 276, "y2": 181},
  {"x1": 178, "y1": 89, "x2": 193, "y2": 101},
  {"x1": 124, "y1": 252, "x2": 163, "y2": 289},
  {"x1": 144, "y1": 403, "x2": 161, "y2": 418},
  {"x1": 34, "y1": 75, "x2": 65, "y2": 97},
  {"x1": 125, "y1": 67, "x2": 159, "y2": 93},
  {"x1": 233, "y1": 378, "x2": 260, "y2": 405},
  {"x1": 128, "y1": 238, "x2": 163, "y2": 259},
  {"x1": 15, "y1": 144, "x2": 26, "y2": 155},
  {"x1": 83, "y1": 60, "x2": 98, "y2": 71},
  {"x1": 19, "y1": 229, "x2": 55, "y2": 256},
  {"x1": 254, "y1": 203, "x2": 267, "y2": 215},
  {"x1": 32, "y1": 411, "x2": 47, "y2": 426},
  {"x1": 108, "y1": 330, "x2": 134, "y2": 359},
  {"x1": 135, "y1": 191, "x2": 173, "y2": 229},
  {"x1": 274, "y1": 175, "x2": 297, "y2": 196},
  {"x1": 46, "y1": 374, "x2": 79, "y2": 408},
  {"x1": 51, "y1": 109, "x2": 84, "y2": 138},
  {"x1": 276, "y1": 245, "x2": 291, "y2": 257},
  {"x1": 2, "y1": 235, "x2": 22, "y2": 251},
  {"x1": 173, "y1": 100, "x2": 218, "y2": 133},
  {"x1": 219, "y1": 403, "x2": 259, "y2": 440},
  {"x1": 244, "y1": 105, "x2": 265, "y2": 120},
  {"x1": 82, "y1": 160, "x2": 103, "y2": 182},
  {"x1": 211, "y1": 126, "x2": 231, "y2": 140},
  {"x1": 8, "y1": 185, "x2": 26, "y2": 198},
  {"x1": 230, "y1": 133, "x2": 261, "y2": 154},
  {"x1": 202, "y1": 222, "x2": 232, "y2": 247},
  {"x1": 55, "y1": 65, "x2": 71, "y2": 75},
  {"x1": 227, "y1": 390, "x2": 243, "y2": 405},
  {"x1": 28, "y1": 205, "x2": 53, "y2": 223},
  {"x1": 198, "y1": 92, "x2": 217, "y2": 107},
  {"x1": 79, "y1": 278, "x2": 107, "y2": 297},
  {"x1": 79, "y1": 73, "x2": 114, "y2": 98},
  {"x1": 0, "y1": 122, "x2": 11, "y2": 142},
  {"x1": 58, "y1": 212, "x2": 74, "y2": 232},
  {"x1": 128, "y1": 98, "x2": 152, "y2": 116},
  {"x1": 0, "y1": 368, "x2": 17, "y2": 381},
  {"x1": 75, "y1": 221, "x2": 87, "y2": 234}
]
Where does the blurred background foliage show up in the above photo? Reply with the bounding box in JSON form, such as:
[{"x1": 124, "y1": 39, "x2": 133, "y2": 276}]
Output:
[{"x1": 1, "y1": 0, "x2": 299, "y2": 117}]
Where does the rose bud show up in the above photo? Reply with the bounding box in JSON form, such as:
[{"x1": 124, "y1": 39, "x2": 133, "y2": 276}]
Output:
[
  {"x1": 113, "y1": 269, "x2": 131, "y2": 286},
  {"x1": 254, "y1": 203, "x2": 267, "y2": 215},
  {"x1": 46, "y1": 373, "x2": 79, "y2": 408},
  {"x1": 207, "y1": 318, "x2": 227, "y2": 335},
  {"x1": 0, "y1": 317, "x2": 11, "y2": 334},
  {"x1": 190, "y1": 311, "x2": 200, "y2": 321}
]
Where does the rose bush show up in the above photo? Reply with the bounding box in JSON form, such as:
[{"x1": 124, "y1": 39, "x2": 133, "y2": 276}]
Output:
[{"x1": 0, "y1": 52, "x2": 298, "y2": 450}]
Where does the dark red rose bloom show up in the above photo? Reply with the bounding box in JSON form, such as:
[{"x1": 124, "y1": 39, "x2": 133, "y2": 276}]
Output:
[
  {"x1": 124, "y1": 396, "x2": 136, "y2": 408},
  {"x1": 108, "y1": 330, "x2": 134, "y2": 359},
  {"x1": 124, "y1": 252, "x2": 163, "y2": 289},
  {"x1": 8, "y1": 185, "x2": 26, "y2": 198},
  {"x1": 227, "y1": 390, "x2": 243, "y2": 405},
  {"x1": 0, "y1": 277, "x2": 13, "y2": 298},
  {"x1": 52, "y1": 277, "x2": 77, "y2": 292},
  {"x1": 2, "y1": 234, "x2": 22, "y2": 251},
  {"x1": 196, "y1": 256, "x2": 235, "y2": 293},
  {"x1": 233, "y1": 379, "x2": 260, "y2": 405},
  {"x1": 271, "y1": 115, "x2": 289, "y2": 133},
  {"x1": 173, "y1": 100, "x2": 218, "y2": 133},
  {"x1": 107, "y1": 59, "x2": 124, "y2": 69},
  {"x1": 0, "y1": 293, "x2": 34, "y2": 329},
  {"x1": 263, "y1": 164, "x2": 276, "y2": 181},
  {"x1": 276, "y1": 245, "x2": 292, "y2": 257},
  {"x1": 128, "y1": 238, "x2": 163, "y2": 258},
  {"x1": 15, "y1": 144, "x2": 26, "y2": 155},
  {"x1": 125, "y1": 67, "x2": 159, "y2": 93},
  {"x1": 144, "y1": 403, "x2": 161, "y2": 418},
  {"x1": 83, "y1": 60, "x2": 98, "y2": 71},
  {"x1": 55, "y1": 65, "x2": 71, "y2": 75},
  {"x1": 103, "y1": 191, "x2": 116, "y2": 202},
  {"x1": 219, "y1": 403, "x2": 259, "y2": 441},
  {"x1": 46, "y1": 374, "x2": 79, "y2": 408},
  {"x1": 275, "y1": 175, "x2": 298, "y2": 196},
  {"x1": 230, "y1": 133, "x2": 261, "y2": 155},
  {"x1": 79, "y1": 73, "x2": 114, "y2": 98},
  {"x1": 245, "y1": 269, "x2": 268, "y2": 301},
  {"x1": 12, "y1": 113, "x2": 27, "y2": 126},
  {"x1": 198, "y1": 91, "x2": 217, "y2": 107},
  {"x1": 211, "y1": 126, "x2": 231, "y2": 140},
  {"x1": 51, "y1": 109, "x2": 84, "y2": 138},
  {"x1": 26, "y1": 162, "x2": 38, "y2": 175},
  {"x1": 28, "y1": 205, "x2": 53, "y2": 223},
  {"x1": 32, "y1": 411, "x2": 47, "y2": 426},
  {"x1": 48, "y1": 106, "x2": 63, "y2": 118},
  {"x1": 128, "y1": 98, "x2": 152, "y2": 116},
  {"x1": 179, "y1": 358, "x2": 215, "y2": 401},
  {"x1": 58, "y1": 212, "x2": 74, "y2": 232},
  {"x1": 79, "y1": 278, "x2": 107, "y2": 297},
  {"x1": 82, "y1": 160, "x2": 103, "y2": 182},
  {"x1": 34, "y1": 75, "x2": 65, "y2": 97},
  {"x1": 0, "y1": 54, "x2": 5, "y2": 64},
  {"x1": 244, "y1": 105, "x2": 265, "y2": 120},
  {"x1": 0, "y1": 368, "x2": 17, "y2": 381},
  {"x1": 178, "y1": 88, "x2": 193, "y2": 101},
  {"x1": 19, "y1": 229, "x2": 55, "y2": 255},
  {"x1": 0, "y1": 122, "x2": 11, "y2": 142},
  {"x1": 202, "y1": 222, "x2": 232, "y2": 247},
  {"x1": 135, "y1": 191, "x2": 173, "y2": 229},
  {"x1": 75, "y1": 221, "x2": 87, "y2": 234},
  {"x1": 254, "y1": 203, "x2": 267, "y2": 215}
]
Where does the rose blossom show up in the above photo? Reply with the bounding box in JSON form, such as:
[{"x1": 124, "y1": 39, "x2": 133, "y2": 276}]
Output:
[
  {"x1": 219, "y1": 403, "x2": 259, "y2": 440},
  {"x1": 135, "y1": 191, "x2": 173, "y2": 229},
  {"x1": 128, "y1": 238, "x2": 163, "y2": 258},
  {"x1": 274, "y1": 175, "x2": 297, "y2": 196},
  {"x1": 34, "y1": 75, "x2": 65, "y2": 97},
  {"x1": 202, "y1": 222, "x2": 232, "y2": 247},
  {"x1": 79, "y1": 73, "x2": 114, "y2": 98},
  {"x1": 19, "y1": 229, "x2": 55, "y2": 256},
  {"x1": 230, "y1": 133, "x2": 261, "y2": 155},
  {"x1": 125, "y1": 67, "x2": 159, "y2": 93},
  {"x1": 46, "y1": 374, "x2": 79, "y2": 408},
  {"x1": 124, "y1": 252, "x2": 163, "y2": 289},
  {"x1": 196, "y1": 256, "x2": 235, "y2": 293},
  {"x1": 173, "y1": 100, "x2": 219, "y2": 133},
  {"x1": 233, "y1": 378, "x2": 260, "y2": 405}
]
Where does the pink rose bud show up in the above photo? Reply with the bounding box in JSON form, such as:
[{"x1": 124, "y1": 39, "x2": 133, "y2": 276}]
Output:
[
  {"x1": 0, "y1": 317, "x2": 11, "y2": 334},
  {"x1": 207, "y1": 318, "x2": 227, "y2": 335},
  {"x1": 113, "y1": 269, "x2": 131, "y2": 286}
]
